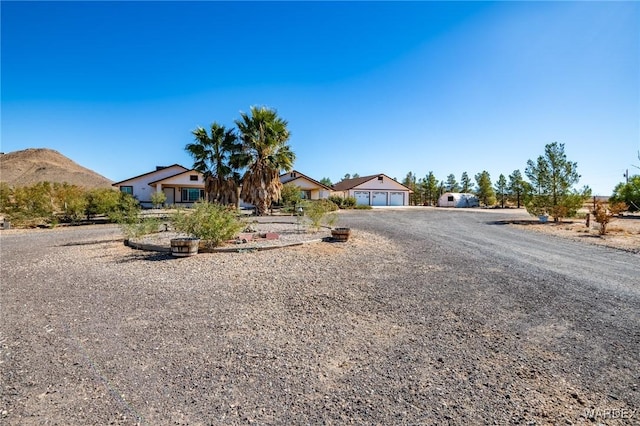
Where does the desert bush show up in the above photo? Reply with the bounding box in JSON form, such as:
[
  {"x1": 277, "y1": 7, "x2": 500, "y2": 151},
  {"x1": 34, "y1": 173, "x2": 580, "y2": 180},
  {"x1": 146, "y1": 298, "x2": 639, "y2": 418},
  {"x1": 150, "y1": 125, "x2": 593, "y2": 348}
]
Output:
[
  {"x1": 120, "y1": 217, "x2": 161, "y2": 240},
  {"x1": 354, "y1": 204, "x2": 373, "y2": 210},
  {"x1": 85, "y1": 188, "x2": 122, "y2": 219},
  {"x1": 54, "y1": 183, "x2": 87, "y2": 222},
  {"x1": 301, "y1": 200, "x2": 338, "y2": 232},
  {"x1": 107, "y1": 192, "x2": 141, "y2": 223},
  {"x1": 592, "y1": 201, "x2": 628, "y2": 235},
  {"x1": 0, "y1": 183, "x2": 136, "y2": 227},
  {"x1": 2, "y1": 182, "x2": 57, "y2": 226},
  {"x1": 172, "y1": 201, "x2": 244, "y2": 249},
  {"x1": 328, "y1": 195, "x2": 356, "y2": 209},
  {"x1": 150, "y1": 191, "x2": 167, "y2": 209}
]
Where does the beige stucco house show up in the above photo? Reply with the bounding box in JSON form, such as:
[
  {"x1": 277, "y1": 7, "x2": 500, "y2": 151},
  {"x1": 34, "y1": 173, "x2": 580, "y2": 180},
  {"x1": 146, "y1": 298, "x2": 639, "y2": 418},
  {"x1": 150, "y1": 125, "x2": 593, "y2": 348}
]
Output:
[
  {"x1": 112, "y1": 164, "x2": 205, "y2": 208},
  {"x1": 279, "y1": 170, "x2": 332, "y2": 200},
  {"x1": 114, "y1": 165, "x2": 331, "y2": 208}
]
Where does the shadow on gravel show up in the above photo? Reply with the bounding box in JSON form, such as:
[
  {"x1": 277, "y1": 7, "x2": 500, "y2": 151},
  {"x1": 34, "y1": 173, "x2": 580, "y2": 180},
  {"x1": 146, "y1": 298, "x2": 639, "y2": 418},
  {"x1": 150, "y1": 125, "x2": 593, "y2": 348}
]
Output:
[
  {"x1": 59, "y1": 238, "x2": 124, "y2": 247},
  {"x1": 488, "y1": 219, "x2": 573, "y2": 226},
  {"x1": 117, "y1": 252, "x2": 175, "y2": 263}
]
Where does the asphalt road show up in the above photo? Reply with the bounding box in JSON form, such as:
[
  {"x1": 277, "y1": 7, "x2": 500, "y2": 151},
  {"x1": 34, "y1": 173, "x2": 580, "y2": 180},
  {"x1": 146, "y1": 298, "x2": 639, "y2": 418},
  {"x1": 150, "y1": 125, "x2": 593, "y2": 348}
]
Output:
[{"x1": 1, "y1": 208, "x2": 639, "y2": 425}]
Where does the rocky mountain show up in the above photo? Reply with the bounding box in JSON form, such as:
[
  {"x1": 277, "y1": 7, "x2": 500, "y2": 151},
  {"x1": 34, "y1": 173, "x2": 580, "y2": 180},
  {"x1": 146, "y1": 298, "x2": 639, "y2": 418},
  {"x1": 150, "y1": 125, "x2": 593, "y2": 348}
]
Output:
[{"x1": 0, "y1": 148, "x2": 113, "y2": 188}]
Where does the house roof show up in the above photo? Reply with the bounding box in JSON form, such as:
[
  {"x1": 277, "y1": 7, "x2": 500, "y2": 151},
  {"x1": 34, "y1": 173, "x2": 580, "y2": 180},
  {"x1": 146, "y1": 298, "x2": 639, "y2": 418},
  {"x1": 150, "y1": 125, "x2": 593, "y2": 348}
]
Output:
[
  {"x1": 148, "y1": 169, "x2": 203, "y2": 186},
  {"x1": 280, "y1": 170, "x2": 332, "y2": 191},
  {"x1": 112, "y1": 164, "x2": 188, "y2": 186},
  {"x1": 331, "y1": 174, "x2": 412, "y2": 192}
]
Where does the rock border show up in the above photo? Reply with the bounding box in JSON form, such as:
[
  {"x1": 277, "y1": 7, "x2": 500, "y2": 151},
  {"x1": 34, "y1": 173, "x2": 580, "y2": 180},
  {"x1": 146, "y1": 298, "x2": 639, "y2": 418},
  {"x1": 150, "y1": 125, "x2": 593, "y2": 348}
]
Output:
[{"x1": 124, "y1": 235, "x2": 330, "y2": 254}]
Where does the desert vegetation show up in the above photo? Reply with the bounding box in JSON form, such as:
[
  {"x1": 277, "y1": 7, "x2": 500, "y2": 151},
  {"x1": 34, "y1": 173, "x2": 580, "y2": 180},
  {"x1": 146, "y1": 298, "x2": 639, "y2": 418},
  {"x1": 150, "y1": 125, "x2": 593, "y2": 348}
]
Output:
[{"x1": 0, "y1": 182, "x2": 136, "y2": 227}]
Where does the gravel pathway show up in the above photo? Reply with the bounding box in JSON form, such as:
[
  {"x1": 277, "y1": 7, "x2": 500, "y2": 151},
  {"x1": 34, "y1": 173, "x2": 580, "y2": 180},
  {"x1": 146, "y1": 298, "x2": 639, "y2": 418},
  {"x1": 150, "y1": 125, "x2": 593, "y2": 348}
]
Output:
[{"x1": 1, "y1": 209, "x2": 639, "y2": 425}]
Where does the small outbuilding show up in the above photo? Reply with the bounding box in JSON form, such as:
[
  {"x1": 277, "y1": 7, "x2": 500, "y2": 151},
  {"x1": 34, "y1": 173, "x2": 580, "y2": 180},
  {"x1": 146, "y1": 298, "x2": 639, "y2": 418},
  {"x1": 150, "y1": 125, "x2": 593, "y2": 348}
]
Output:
[{"x1": 437, "y1": 192, "x2": 479, "y2": 208}]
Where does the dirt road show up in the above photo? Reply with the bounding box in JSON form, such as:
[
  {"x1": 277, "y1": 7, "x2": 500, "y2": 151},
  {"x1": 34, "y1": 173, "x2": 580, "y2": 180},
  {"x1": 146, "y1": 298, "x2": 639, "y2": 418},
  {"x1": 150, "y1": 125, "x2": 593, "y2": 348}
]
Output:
[{"x1": 1, "y1": 209, "x2": 639, "y2": 424}]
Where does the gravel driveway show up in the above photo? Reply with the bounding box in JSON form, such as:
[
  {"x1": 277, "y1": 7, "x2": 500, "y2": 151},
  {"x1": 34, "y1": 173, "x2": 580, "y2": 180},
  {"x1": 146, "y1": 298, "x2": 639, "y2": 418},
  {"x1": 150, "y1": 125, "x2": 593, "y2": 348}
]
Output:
[{"x1": 1, "y1": 208, "x2": 639, "y2": 425}]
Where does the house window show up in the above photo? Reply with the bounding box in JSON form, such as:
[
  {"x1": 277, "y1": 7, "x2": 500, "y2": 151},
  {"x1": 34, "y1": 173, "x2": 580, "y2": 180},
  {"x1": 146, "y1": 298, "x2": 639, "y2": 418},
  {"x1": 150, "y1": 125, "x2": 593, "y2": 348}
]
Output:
[
  {"x1": 120, "y1": 186, "x2": 133, "y2": 195},
  {"x1": 300, "y1": 190, "x2": 311, "y2": 200},
  {"x1": 448, "y1": 195, "x2": 454, "y2": 202},
  {"x1": 378, "y1": 176, "x2": 384, "y2": 182},
  {"x1": 182, "y1": 188, "x2": 204, "y2": 202},
  {"x1": 190, "y1": 175, "x2": 198, "y2": 181}
]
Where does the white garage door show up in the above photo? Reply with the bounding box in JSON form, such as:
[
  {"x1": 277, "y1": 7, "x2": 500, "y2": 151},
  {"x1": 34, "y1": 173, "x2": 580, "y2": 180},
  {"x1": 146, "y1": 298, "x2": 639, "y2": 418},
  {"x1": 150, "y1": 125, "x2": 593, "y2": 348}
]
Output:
[
  {"x1": 389, "y1": 191, "x2": 404, "y2": 206},
  {"x1": 371, "y1": 191, "x2": 388, "y2": 206},
  {"x1": 354, "y1": 191, "x2": 370, "y2": 206}
]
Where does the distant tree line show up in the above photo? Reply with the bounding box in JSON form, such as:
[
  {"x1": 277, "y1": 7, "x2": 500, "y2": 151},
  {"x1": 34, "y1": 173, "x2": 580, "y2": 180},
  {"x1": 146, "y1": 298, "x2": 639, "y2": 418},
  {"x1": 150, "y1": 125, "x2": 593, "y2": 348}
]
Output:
[{"x1": 396, "y1": 142, "x2": 640, "y2": 222}]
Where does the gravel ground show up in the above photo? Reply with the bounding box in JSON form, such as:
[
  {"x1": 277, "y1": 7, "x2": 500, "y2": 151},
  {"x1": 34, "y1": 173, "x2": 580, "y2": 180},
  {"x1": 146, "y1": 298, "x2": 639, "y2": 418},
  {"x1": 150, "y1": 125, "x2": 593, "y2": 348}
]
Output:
[{"x1": 1, "y1": 208, "x2": 639, "y2": 425}]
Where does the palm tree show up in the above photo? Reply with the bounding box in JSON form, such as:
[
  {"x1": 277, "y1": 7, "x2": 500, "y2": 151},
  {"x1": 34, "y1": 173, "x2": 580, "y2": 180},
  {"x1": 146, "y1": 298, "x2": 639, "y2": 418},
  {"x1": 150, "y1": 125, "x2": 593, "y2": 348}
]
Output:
[
  {"x1": 235, "y1": 106, "x2": 295, "y2": 215},
  {"x1": 185, "y1": 123, "x2": 242, "y2": 205}
]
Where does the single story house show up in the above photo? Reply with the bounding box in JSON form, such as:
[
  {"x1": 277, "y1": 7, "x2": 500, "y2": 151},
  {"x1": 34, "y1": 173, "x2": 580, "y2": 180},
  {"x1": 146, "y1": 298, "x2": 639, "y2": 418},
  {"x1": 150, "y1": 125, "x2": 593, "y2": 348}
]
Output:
[
  {"x1": 148, "y1": 169, "x2": 206, "y2": 207},
  {"x1": 112, "y1": 164, "x2": 205, "y2": 208},
  {"x1": 331, "y1": 174, "x2": 411, "y2": 206},
  {"x1": 114, "y1": 165, "x2": 330, "y2": 208},
  {"x1": 280, "y1": 170, "x2": 332, "y2": 200},
  {"x1": 437, "y1": 192, "x2": 480, "y2": 208}
]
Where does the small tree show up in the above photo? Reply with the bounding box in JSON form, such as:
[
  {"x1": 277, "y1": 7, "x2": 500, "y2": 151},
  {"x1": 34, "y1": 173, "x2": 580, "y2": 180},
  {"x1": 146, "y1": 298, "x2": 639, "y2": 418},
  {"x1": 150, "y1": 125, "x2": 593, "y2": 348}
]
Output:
[
  {"x1": 320, "y1": 177, "x2": 333, "y2": 187},
  {"x1": 445, "y1": 174, "x2": 460, "y2": 193},
  {"x1": 403, "y1": 171, "x2": 419, "y2": 205},
  {"x1": 422, "y1": 172, "x2": 439, "y2": 206},
  {"x1": 280, "y1": 184, "x2": 302, "y2": 210},
  {"x1": 493, "y1": 174, "x2": 507, "y2": 208},
  {"x1": 525, "y1": 142, "x2": 587, "y2": 223},
  {"x1": 610, "y1": 175, "x2": 640, "y2": 212},
  {"x1": 508, "y1": 169, "x2": 529, "y2": 208},
  {"x1": 475, "y1": 171, "x2": 496, "y2": 206},
  {"x1": 460, "y1": 172, "x2": 472, "y2": 193},
  {"x1": 592, "y1": 201, "x2": 628, "y2": 235}
]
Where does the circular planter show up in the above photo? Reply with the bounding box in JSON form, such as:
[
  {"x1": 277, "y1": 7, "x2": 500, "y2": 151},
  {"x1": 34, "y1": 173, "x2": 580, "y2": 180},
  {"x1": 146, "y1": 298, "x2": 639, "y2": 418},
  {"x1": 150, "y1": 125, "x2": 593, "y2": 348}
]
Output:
[
  {"x1": 331, "y1": 227, "x2": 351, "y2": 242},
  {"x1": 170, "y1": 237, "x2": 200, "y2": 257}
]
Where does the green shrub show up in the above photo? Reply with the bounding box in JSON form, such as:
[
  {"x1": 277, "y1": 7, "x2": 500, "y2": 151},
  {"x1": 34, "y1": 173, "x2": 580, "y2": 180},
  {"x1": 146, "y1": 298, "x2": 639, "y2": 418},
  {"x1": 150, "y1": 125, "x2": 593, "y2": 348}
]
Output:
[
  {"x1": 150, "y1": 191, "x2": 167, "y2": 208},
  {"x1": 328, "y1": 195, "x2": 356, "y2": 209},
  {"x1": 121, "y1": 217, "x2": 161, "y2": 240},
  {"x1": 302, "y1": 200, "x2": 339, "y2": 231},
  {"x1": 172, "y1": 201, "x2": 244, "y2": 249},
  {"x1": 54, "y1": 183, "x2": 87, "y2": 222},
  {"x1": 342, "y1": 196, "x2": 357, "y2": 208},
  {"x1": 354, "y1": 204, "x2": 372, "y2": 210},
  {"x1": 86, "y1": 188, "x2": 122, "y2": 219},
  {"x1": 108, "y1": 192, "x2": 141, "y2": 224}
]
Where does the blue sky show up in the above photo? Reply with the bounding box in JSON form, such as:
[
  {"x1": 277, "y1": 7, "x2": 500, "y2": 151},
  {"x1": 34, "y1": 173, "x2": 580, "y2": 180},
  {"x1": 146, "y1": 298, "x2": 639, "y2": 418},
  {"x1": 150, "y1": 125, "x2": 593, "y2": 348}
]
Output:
[{"x1": 2, "y1": 1, "x2": 638, "y2": 195}]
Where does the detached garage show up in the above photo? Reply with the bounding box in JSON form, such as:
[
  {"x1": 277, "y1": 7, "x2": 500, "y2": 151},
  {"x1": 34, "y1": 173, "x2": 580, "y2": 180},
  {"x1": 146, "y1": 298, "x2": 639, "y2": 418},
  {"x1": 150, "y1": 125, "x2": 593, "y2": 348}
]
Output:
[{"x1": 332, "y1": 174, "x2": 411, "y2": 206}]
